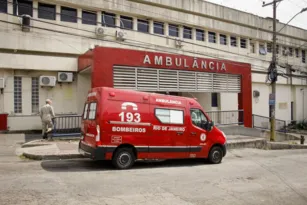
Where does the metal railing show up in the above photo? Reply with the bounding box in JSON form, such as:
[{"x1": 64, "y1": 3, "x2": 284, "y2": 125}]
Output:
[
  {"x1": 52, "y1": 115, "x2": 82, "y2": 137},
  {"x1": 252, "y1": 114, "x2": 287, "y2": 133},
  {"x1": 206, "y1": 110, "x2": 244, "y2": 126}
]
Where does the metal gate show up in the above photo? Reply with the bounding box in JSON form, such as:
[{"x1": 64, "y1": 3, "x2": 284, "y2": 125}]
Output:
[{"x1": 113, "y1": 66, "x2": 241, "y2": 93}]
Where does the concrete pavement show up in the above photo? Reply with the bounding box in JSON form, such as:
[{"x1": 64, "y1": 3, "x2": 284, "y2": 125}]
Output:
[{"x1": 1, "y1": 133, "x2": 307, "y2": 205}]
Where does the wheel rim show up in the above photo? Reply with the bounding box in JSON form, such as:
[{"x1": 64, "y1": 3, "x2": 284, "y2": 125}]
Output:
[
  {"x1": 212, "y1": 150, "x2": 221, "y2": 162},
  {"x1": 118, "y1": 153, "x2": 131, "y2": 167}
]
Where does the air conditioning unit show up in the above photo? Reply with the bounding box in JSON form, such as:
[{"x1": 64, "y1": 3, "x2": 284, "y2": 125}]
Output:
[
  {"x1": 0, "y1": 78, "x2": 5, "y2": 89},
  {"x1": 95, "y1": 27, "x2": 106, "y2": 37},
  {"x1": 175, "y1": 38, "x2": 183, "y2": 48},
  {"x1": 115, "y1": 29, "x2": 127, "y2": 41},
  {"x1": 58, "y1": 72, "x2": 73, "y2": 83},
  {"x1": 39, "y1": 76, "x2": 56, "y2": 87}
]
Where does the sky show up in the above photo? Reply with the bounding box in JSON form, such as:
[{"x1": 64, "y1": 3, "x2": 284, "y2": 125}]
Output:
[{"x1": 205, "y1": 0, "x2": 307, "y2": 30}]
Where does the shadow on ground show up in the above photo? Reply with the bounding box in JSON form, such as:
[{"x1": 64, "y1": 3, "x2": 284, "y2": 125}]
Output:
[{"x1": 41, "y1": 158, "x2": 214, "y2": 172}]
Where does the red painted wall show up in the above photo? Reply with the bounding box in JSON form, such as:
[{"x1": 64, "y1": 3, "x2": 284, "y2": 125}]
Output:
[{"x1": 78, "y1": 46, "x2": 252, "y2": 127}]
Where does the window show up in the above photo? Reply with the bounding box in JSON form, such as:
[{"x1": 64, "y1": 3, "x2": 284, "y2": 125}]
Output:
[
  {"x1": 211, "y1": 93, "x2": 218, "y2": 107},
  {"x1": 295, "y1": 48, "x2": 300, "y2": 58},
  {"x1": 88, "y1": 102, "x2": 97, "y2": 120},
  {"x1": 14, "y1": 77, "x2": 22, "y2": 114},
  {"x1": 154, "y1": 21, "x2": 164, "y2": 35},
  {"x1": 231, "y1": 36, "x2": 237, "y2": 47},
  {"x1": 240, "y1": 38, "x2": 247, "y2": 48},
  {"x1": 282, "y1": 46, "x2": 287, "y2": 56},
  {"x1": 31, "y1": 77, "x2": 39, "y2": 113},
  {"x1": 267, "y1": 43, "x2": 272, "y2": 53},
  {"x1": 120, "y1": 15, "x2": 133, "y2": 30},
  {"x1": 190, "y1": 109, "x2": 208, "y2": 129},
  {"x1": 220, "y1": 34, "x2": 227, "y2": 45},
  {"x1": 302, "y1": 50, "x2": 306, "y2": 63},
  {"x1": 0, "y1": 0, "x2": 7, "y2": 13},
  {"x1": 38, "y1": 3, "x2": 55, "y2": 20},
  {"x1": 196, "y1": 29, "x2": 205, "y2": 41},
  {"x1": 61, "y1": 6, "x2": 77, "y2": 23},
  {"x1": 155, "y1": 108, "x2": 183, "y2": 124},
  {"x1": 183, "y1": 26, "x2": 192, "y2": 39},
  {"x1": 169, "y1": 24, "x2": 179, "y2": 37},
  {"x1": 208, "y1": 32, "x2": 216, "y2": 43},
  {"x1": 250, "y1": 42, "x2": 255, "y2": 53},
  {"x1": 259, "y1": 44, "x2": 266, "y2": 55},
  {"x1": 138, "y1": 19, "x2": 149, "y2": 33},
  {"x1": 102, "y1": 12, "x2": 116, "y2": 27},
  {"x1": 276, "y1": 45, "x2": 279, "y2": 54},
  {"x1": 83, "y1": 103, "x2": 89, "y2": 119},
  {"x1": 289, "y1": 47, "x2": 293, "y2": 57},
  {"x1": 13, "y1": 0, "x2": 33, "y2": 17},
  {"x1": 82, "y1": 10, "x2": 97, "y2": 25}
]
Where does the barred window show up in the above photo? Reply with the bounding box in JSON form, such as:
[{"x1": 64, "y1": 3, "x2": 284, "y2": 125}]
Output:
[
  {"x1": 31, "y1": 77, "x2": 39, "y2": 113},
  {"x1": 231, "y1": 36, "x2": 237, "y2": 47},
  {"x1": 0, "y1": 0, "x2": 7, "y2": 13},
  {"x1": 220, "y1": 34, "x2": 227, "y2": 45},
  {"x1": 183, "y1": 26, "x2": 192, "y2": 39},
  {"x1": 169, "y1": 24, "x2": 179, "y2": 37},
  {"x1": 154, "y1": 21, "x2": 164, "y2": 35},
  {"x1": 38, "y1": 3, "x2": 56, "y2": 20},
  {"x1": 208, "y1": 32, "x2": 216, "y2": 43},
  {"x1": 61, "y1": 6, "x2": 77, "y2": 23},
  {"x1": 14, "y1": 77, "x2": 22, "y2": 114},
  {"x1": 295, "y1": 48, "x2": 300, "y2": 58},
  {"x1": 82, "y1": 10, "x2": 97, "y2": 25},
  {"x1": 240, "y1": 38, "x2": 247, "y2": 48},
  {"x1": 196, "y1": 29, "x2": 205, "y2": 41}
]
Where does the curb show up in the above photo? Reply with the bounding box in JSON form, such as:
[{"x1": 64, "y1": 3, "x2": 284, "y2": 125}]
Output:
[
  {"x1": 22, "y1": 152, "x2": 84, "y2": 160},
  {"x1": 266, "y1": 142, "x2": 307, "y2": 150},
  {"x1": 227, "y1": 139, "x2": 267, "y2": 150}
]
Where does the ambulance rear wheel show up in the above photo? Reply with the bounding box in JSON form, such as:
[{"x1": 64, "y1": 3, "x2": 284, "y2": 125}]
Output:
[
  {"x1": 112, "y1": 148, "x2": 135, "y2": 169},
  {"x1": 208, "y1": 146, "x2": 223, "y2": 164}
]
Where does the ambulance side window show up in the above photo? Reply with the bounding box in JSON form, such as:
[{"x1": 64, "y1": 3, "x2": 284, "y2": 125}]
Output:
[
  {"x1": 83, "y1": 103, "x2": 88, "y2": 119},
  {"x1": 190, "y1": 109, "x2": 208, "y2": 128},
  {"x1": 155, "y1": 108, "x2": 184, "y2": 124},
  {"x1": 88, "y1": 102, "x2": 97, "y2": 120}
]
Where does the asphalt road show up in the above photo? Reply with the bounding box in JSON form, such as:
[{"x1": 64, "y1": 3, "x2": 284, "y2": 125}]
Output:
[{"x1": 1, "y1": 135, "x2": 307, "y2": 205}]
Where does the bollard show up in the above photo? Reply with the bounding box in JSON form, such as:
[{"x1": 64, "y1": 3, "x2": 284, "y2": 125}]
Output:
[{"x1": 301, "y1": 135, "x2": 305, "y2": 145}]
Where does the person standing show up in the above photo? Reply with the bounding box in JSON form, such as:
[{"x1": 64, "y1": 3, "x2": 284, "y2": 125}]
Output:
[{"x1": 40, "y1": 99, "x2": 55, "y2": 139}]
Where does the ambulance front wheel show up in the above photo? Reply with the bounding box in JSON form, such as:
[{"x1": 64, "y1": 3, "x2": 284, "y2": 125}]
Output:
[
  {"x1": 208, "y1": 146, "x2": 223, "y2": 164},
  {"x1": 112, "y1": 148, "x2": 136, "y2": 169}
]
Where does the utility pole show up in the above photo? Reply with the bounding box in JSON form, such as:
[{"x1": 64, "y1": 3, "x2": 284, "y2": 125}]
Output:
[{"x1": 263, "y1": 0, "x2": 282, "y2": 141}]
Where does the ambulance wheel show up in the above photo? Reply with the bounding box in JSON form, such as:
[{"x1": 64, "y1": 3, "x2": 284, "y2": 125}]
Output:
[
  {"x1": 208, "y1": 146, "x2": 223, "y2": 164},
  {"x1": 112, "y1": 148, "x2": 135, "y2": 169}
]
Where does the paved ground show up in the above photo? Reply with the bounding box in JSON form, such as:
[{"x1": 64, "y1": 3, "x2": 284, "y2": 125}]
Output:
[{"x1": 1, "y1": 134, "x2": 307, "y2": 205}]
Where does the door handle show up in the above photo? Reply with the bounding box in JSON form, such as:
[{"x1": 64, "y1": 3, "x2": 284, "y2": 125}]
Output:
[
  {"x1": 177, "y1": 131, "x2": 184, "y2": 135},
  {"x1": 191, "y1": 132, "x2": 196, "y2": 136}
]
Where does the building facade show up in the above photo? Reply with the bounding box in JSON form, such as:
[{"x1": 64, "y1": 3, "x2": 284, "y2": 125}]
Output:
[{"x1": 0, "y1": 0, "x2": 306, "y2": 131}]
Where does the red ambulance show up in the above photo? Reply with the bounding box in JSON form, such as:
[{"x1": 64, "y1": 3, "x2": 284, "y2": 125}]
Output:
[{"x1": 79, "y1": 87, "x2": 227, "y2": 169}]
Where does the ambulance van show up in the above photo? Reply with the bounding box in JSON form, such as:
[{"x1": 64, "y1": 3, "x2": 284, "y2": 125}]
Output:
[{"x1": 79, "y1": 87, "x2": 227, "y2": 169}]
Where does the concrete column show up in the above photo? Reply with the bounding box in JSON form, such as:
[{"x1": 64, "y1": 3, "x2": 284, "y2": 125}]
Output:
[
  {"x1": 33, "y1": 1, "x2": 38, "y2": 18},
  {"x1": 255, "y1": 41, "x2": 259, "y2": 55},
  {"x1": 164, "y1": 22, "x2": 169, "y2": 36},
  {"x1": 205, "y1": 30, "x2": 208, "y2": 42},
  {"x1": 133, "y1": 17, "x2": 137, "y2": 31},
  {"x1": 149, "y1": 20, "x2": 154, "y2": 34},
  {"x1": 216, "y1": 32, "x2": 220, "y2": 44},
  {"x1": 227, "y1": 35, "x2": 231, "y2": 48},
  {"x1": 116, "y1": 14, "x2": 120, "y2": 27},
  {"x1": 179, "y1": 25, "x2": 183, "y2": 39},
  {"x1": 77, "y1": 8, "x2": 82, "y2": 25},
  {"x1": 192, "y1": 28, "x2": 196, "y2": 41},
  {"x1": 56, "y1": 5, "x2": 61, "y2": 23},
  {"x1": 97, "y1": 11, "x2": 101, "y2": 26}
]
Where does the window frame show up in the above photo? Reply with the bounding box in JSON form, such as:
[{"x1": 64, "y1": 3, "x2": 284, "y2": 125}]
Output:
[
  {"x1": 38, "y1": 2, "x2": 56, "y2": 20},
  {"x1": 154, "y1": 108, "x2": 184, "y2": 125},
  {"x1": 196, "y1": 29, "x2": 205, "y2": 41},
  {"x1": 169, "y1": 24, "x2": 179, "y2": 37},
  {"x1": 60, "y1": 6, "x2": 77, "y2": 23},
  {"x1": 230, "y1": 36, "x2": 237, "y2": 47},
  {"x1": 82, "y1": 10, "x2": 97, "y2": 25},
  {"x1": 102, "y1": 11, "x2": 116, "y2": 27},
  {"x1": 14, "y1": 76, "x2": 22, "y2": 114},
  {"x1": 153, "y1": 21, "x2": 164, "y2": 35},
  {"x1": 219, "y1": 34, "x2": 227, "y2": 45},
  {"x1": 137, "y1": 19, "x2": 149, "y2": 33},
  {"x1": 183, "y1": 26, "x2": 192, "y2": 39},
  {"x1": 211, "y1": 93, "x2": 218, "y2": 107},
  {"x1": 120, "y1": 15, "x2": 133, "y2": 30},
  {"x1": 240, "y1": 38, "x2": 247, "y2": 48},
  {"x1": 0, "y1": 0, "x2": 7, "y2": 13},
  {"x1": 13, "y1": 0, "x2": 33, "y2": 17},
  {"x1": 208, "y1": 32, "x2": 216, "y2": 43}
]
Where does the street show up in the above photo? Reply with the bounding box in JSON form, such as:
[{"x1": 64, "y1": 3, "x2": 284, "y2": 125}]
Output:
[{"x1": 1, "y1": 135, "x2": 307, "y2": 205}]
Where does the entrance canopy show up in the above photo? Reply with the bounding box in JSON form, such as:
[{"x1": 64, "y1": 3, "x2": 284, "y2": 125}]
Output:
[{"x1": 78, "y1": 46, "x2": 252, "y2": 127}]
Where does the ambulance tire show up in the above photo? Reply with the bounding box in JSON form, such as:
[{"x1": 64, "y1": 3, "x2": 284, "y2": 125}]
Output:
[
  {"x1": 112, "y1": 148, "x2": 136, "y2": 170},
  {"x1": 208, "y1": 146, "x2": 223, "y2": 164}
]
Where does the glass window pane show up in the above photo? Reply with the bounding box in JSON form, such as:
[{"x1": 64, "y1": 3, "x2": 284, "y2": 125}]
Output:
[
  {"x1": 0, "y1": 0, "x2": 7, "y2": 13},
  {"x1": 102, "y1": 12, "x2": 116, "y2": 27},
  {"x1": 209, "y1": 32, "x2": 216, "y2": 43},
  {"x1": 183, "y1": 26, "x2": 192, "y2": 39},
  {"x1": 169, "y1": 24, "x2": 179, "y2": 37},
  {"x1": 38, "y1": 3, "x2": 55, "y2": 20},
  {"x1": 220, "y1": 34, "x2": 227, "y2": 45},
  {"x1": 170, "y1": 110, "x2": 183, "y2": 124},
  {"x1": 82, "y1": 10, "x2": 97, "y2": 25},
  {"x1": 120, "y1": 16, "x2": 133, "y2": 29},
  {"x1": 138, "y1": 19, "x2": 149, "y2": 33},
  {"x1": 61, "y1": 6, "x2": 77, "y2": 23},
  {"x1": 154, "y1": 21, "x2": 164, "y2": 35},
  {"x1": 231, "y1": 36, "x2": 237, "y2": 47},
  {"x1": 196, "y1": 29, "x2": 204, "y2": 41},
  {"x1": 14, "y1": 0, "x2": 33, "y2": 17}
]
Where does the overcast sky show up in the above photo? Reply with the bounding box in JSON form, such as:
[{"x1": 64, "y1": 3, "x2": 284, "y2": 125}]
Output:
[{"x1": 206, "y1": 0, "x2": 307, "y2": 30}]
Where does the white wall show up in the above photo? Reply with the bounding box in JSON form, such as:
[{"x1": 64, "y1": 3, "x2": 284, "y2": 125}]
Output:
[
  {"x1": 276, "y1": 85, "x2": 291, "y2": 123},
  {"x1": 294, "y1": 86, "x2": 307, "y2": 122},
  {"x1": 252, "y1": 83, "x2": 270, "y2": 118},
  {"x1": 76, "y1": 73, "x2": 91, "y2": 114}
]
